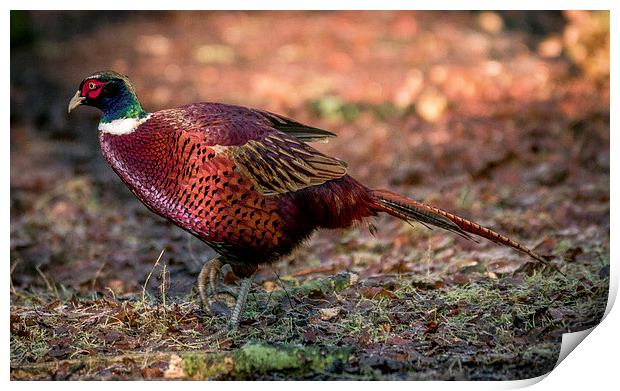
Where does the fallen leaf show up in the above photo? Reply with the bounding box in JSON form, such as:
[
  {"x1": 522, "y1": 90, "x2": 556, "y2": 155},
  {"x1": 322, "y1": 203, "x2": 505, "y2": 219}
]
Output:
[
  {"x1": 318, "y1": 307, "x2": 341, "y2": 321},
  {"x1": 163, "y1": 354, "x2": 185, "y2": 379},
  {"x1": 360, "y1": 287, "x2": 397, "y2": 300},
  {"x1": 424, "y1": 320, "x2": 439, "y2": 335},
  {"x1": 142, "y1": 367, "x2": 163, "y2": 379},
  {"x1": 487, "y1": 259, "x2": 521, "y2": 275},
  {"x1": 104, "y1": 330, "x2": 124, "y2": 343},
  {"x1": 48, "y1": 341, "x2": 71, "y2": 359}
]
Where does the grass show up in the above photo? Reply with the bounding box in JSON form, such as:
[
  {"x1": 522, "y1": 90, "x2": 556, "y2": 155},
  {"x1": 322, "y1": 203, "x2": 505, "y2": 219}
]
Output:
[{"x1": 13, "y1": 254, "x2": 609, "y2": 380}]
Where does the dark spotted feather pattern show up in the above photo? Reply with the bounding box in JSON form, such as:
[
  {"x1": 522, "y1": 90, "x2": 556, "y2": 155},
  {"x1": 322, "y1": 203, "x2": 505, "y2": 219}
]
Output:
[{"x1": 99, "y1": 103, "x2": 370, "y2": 269}]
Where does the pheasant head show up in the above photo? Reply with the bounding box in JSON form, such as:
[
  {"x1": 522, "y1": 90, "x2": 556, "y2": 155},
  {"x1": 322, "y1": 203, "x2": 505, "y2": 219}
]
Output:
[{"x1": 68, "y1": 71, "x2": 149, "y2": 134}]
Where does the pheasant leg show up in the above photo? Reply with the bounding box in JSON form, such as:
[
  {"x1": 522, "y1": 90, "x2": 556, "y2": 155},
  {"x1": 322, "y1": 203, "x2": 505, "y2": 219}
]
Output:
[
  {"x1": 206, "y1": 272, "x2": 256, "y2": 339},
  {"x1": 228, "y1": 273, "x2": 255, "y2": 330}
]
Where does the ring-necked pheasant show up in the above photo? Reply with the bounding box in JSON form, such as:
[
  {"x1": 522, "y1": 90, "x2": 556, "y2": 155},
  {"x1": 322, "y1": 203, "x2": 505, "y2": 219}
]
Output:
[{"x1": 68, "y1": 71, "x2": 555, "y2": 335}]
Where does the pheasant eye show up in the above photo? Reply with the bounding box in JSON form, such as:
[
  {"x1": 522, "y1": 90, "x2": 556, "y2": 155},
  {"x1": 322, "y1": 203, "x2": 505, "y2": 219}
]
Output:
[{"x1": 88, "y1": 82, "x2": 97, "y2": 90}]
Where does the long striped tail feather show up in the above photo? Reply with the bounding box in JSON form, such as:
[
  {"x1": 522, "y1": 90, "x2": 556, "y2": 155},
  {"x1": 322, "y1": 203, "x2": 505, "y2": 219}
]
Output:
[{"x1": 372, "y1": 189, "x2": 564, "y2": 276}]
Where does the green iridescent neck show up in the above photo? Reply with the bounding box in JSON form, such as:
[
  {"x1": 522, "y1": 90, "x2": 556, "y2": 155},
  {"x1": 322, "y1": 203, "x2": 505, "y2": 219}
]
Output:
[{"x1": 100, "y1": 88, "x2": 147, "y2": 123}]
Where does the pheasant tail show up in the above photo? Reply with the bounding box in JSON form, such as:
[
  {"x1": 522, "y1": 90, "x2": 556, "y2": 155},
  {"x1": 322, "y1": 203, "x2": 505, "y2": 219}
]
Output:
[{"x1": 372, "y1": 189, "x2": 550, "y2": 266}]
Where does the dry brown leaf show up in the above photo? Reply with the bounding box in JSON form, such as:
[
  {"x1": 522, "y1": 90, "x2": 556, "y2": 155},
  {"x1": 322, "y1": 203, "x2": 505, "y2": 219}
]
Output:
[
  {"x1": 318, "y1": 307, "x2": 341, "y2": 321},
  {"x1": 163, "y1": 354, "x2": 185, "y2": 379}
]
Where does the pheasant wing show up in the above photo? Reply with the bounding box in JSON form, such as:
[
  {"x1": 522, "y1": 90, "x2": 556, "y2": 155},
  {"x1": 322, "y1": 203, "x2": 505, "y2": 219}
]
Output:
[
  {"x1": 221, "y1": 132, "x2": 347, "y2": 196},
  {"x1": 253, "y1": 109, "x2": 338, "y2": 142},
  {"x1": 150, "y1": 102, "x2": 346, "y2": 195}
]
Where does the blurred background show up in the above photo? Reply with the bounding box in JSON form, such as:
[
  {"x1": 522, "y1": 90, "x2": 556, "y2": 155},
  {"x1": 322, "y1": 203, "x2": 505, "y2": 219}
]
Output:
[{"x1": 10, "y1": 11, "x2": 609, "y2": 299}]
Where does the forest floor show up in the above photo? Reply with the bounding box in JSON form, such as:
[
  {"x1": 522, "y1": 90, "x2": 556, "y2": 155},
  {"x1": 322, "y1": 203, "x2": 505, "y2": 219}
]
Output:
[{"x1": 10, "y1": 11, "x2": 609, "y2": 380}]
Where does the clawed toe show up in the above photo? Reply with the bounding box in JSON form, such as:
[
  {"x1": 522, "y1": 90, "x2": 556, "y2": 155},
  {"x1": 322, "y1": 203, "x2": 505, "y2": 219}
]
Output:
[
  {"x1": 197, "y1": 264, "x2": 256, "y2": 336},
  {"x1": 197, "y1": 258, "x2": 223, "y2": 310},
  {"x1": 198, "y1": 259, "x2": 241, "y2": 312},
  {"x1": 205, "y1": 324, "x2": 238, "y2": 341}
]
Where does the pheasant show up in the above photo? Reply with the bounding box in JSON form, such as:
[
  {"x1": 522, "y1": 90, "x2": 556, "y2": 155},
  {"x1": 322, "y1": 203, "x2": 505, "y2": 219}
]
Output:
[{"x1": 68, "y1": 71, "x2": 555, "y2": 335}]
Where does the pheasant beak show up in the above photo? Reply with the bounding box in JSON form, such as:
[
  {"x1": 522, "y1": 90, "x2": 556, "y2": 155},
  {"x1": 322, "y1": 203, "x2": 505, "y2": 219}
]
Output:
[{"x1": 68, "y1": 90, "x2": 86, "y2": 114}]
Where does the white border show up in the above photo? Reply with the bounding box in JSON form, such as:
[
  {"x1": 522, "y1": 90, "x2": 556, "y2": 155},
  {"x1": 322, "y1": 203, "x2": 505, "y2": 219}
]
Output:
[{"x1": 5, "y1": 2, "x2": 617, "y2": 390}]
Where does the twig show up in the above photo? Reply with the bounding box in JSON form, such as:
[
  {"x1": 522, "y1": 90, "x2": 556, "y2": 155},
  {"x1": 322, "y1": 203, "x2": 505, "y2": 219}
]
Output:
[
  {"x1": 160, "y1": 264, "x2": 168, "y2": 306},
  {"x1": 273, "y1": 270, "x2": 294, "y2": 311},
  {"x1": 12, "y1": 351, "x2": 178, "y2": 375},
  {"x1": 35, "y1": 264, "x2": 59, "y2": 298},
  {"x1": 10, "y1": 260, "x2": 20, "y2": 294},
  {"x1": 425, "y1": 235, "x2": 433, "y2": 278},
  {"x1": 142, "y1": 249, "x2": 165, "y2": 303},
  {"x1": 105, "y1": 287, "x2": 117, "y2": 300},
  {"x1": 91, "y1": 262, "x2": 107, "y2": 293}
]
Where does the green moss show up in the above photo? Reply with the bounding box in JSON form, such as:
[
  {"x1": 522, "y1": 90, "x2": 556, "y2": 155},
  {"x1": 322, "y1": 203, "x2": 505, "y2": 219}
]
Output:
[
  {"x1": 296, "y1": 279, "x2": 329, "y2": 297},
  {"x1": 176, "y1": 343, "x2": 350, "y2": 379},
  {"x1": 268, "y1": 272, "x2": 357, "y2": 302},
  {"x1": 233, "y1": 342, "x2": 350, "y2": 378},
  {"x1": 181, "y1": 352, "x2": 229, "y2": 379},
  {"x1": 553, "y1": 239, "x2": 573, "y2": 257},
  {"x1": 332, "y1": 272, "x2": 355, "y2": 292}
]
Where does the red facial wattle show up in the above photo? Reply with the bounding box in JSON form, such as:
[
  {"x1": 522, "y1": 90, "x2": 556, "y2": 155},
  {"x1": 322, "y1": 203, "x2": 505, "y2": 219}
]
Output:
[{"x1": 81, "y1": 79, "x2": 106, "y2": 99}]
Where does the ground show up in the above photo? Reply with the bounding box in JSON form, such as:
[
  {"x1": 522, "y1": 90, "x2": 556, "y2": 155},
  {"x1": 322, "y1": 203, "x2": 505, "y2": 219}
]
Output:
[{"x1": 10, "y1": 11, "x2": 609, "y2": 380}]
